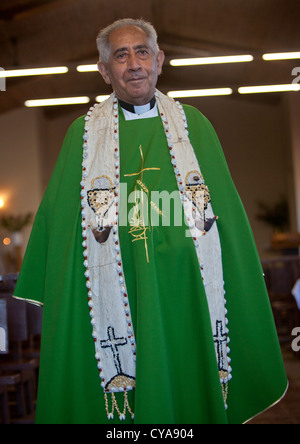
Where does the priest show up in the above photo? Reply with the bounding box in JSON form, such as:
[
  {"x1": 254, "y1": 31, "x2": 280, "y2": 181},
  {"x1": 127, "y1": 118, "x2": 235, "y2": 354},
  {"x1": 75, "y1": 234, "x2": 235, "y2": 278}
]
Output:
[{"x1": 14, "y1": 18, "x2": 288, "y2": 424}]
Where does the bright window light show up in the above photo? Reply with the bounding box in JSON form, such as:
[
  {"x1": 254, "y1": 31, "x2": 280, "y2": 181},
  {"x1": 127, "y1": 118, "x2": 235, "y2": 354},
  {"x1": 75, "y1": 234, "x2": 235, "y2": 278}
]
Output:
[
  {"x1": 170, "y1": 55, "x2": 254, "y2": 67},
  {"x1": 167, "y1": 88, "x2": 233, "y2": 98},
  {"x1": 95, "y1": 95, "x2": 111, "y2": 102},
  {"x1": 238, "y1": 84, "x2": 300, "y2": 94},
  {"x1": 25, "y1": 97, "x2": 90, "y2": 107},
  {"x1": 76, "y1": 64, "x2": 98, "y2": 72},
  {"x1": 262, "y1": 52, "x2": 300, "y2": 61},
  {"x1": 0, "y1": 66, "x2": 69, "y2": 78}
]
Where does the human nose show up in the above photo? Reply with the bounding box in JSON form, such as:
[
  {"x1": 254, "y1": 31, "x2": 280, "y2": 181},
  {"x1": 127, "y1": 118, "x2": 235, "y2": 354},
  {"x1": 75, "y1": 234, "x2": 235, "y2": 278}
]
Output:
[{"x1": 127, "y1": 53, "x2": 141, "y2": 71}]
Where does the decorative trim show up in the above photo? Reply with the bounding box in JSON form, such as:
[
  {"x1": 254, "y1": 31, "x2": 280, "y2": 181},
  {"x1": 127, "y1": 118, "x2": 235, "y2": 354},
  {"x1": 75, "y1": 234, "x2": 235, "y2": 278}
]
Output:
[{"x1": 81, "y1": 90, "x2": 232, "y2": 420}]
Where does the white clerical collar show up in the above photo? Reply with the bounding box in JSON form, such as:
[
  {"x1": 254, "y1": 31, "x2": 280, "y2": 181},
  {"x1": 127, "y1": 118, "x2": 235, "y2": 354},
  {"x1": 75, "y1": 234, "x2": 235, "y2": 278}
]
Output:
[
  {"x1": 118, "y1": 97, "x2": 158, "y2": 120},
  {"x1": 122, "y1": 105, "x2": 158, "y2": 121}
]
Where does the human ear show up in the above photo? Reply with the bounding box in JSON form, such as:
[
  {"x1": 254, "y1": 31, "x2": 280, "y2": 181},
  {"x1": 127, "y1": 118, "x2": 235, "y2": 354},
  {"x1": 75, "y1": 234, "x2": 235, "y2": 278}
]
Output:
[
  {"x1": 156, "y1": 50, "x2": 165, "y2": 75},
  {"x1": 97, "y1": 61, "x2": 112, "y2": 85}
]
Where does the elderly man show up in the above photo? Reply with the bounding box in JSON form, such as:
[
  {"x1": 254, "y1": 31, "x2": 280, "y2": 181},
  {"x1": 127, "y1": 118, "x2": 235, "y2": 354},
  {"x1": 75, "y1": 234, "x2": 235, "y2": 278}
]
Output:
[{"x1": 14, "y1": 18, "x2": 287, "y2": 424}]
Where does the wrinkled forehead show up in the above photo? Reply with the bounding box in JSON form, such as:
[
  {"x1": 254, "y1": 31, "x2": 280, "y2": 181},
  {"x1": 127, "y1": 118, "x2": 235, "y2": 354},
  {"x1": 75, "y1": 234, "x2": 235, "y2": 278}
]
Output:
[{"x1": 108, "y1": 25, "x2": 151, "y2": 54}]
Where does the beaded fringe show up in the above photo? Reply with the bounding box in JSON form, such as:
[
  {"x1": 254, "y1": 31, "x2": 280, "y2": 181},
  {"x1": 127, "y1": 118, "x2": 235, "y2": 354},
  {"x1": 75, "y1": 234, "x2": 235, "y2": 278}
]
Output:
[
  {"x1": 221, "y1": 382, "x2": 229, "y2": 410},
  {"x1": 104, "y1": 391, "x2": 134, "y2": 421},
  {"x1": 104, "y1": 382, "x2": 227, "y2": 421}
]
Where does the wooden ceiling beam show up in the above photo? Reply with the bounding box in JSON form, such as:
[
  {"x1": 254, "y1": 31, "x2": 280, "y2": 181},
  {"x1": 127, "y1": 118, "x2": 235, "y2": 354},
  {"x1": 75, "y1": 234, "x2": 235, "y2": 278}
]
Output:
[{"x1": 0, "y1": 0, "x2": 74, "y2": 23}]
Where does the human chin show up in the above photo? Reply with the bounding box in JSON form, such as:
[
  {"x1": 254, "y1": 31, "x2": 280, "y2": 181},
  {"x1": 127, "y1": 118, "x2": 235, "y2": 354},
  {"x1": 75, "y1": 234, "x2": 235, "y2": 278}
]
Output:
[{"x1": 126, "y1": 81, "x2": 154, "y2": 103}]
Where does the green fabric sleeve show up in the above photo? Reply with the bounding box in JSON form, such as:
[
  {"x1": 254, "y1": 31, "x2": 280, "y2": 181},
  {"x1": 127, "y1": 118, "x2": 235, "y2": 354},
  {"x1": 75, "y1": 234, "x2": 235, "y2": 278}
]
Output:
[{"x1": 14, "y1": 116, "x2": 86, "y2": 305}]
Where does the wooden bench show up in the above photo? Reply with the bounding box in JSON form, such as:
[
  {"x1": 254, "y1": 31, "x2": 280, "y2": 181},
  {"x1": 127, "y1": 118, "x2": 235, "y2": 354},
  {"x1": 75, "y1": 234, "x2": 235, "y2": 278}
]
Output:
[
  {"x1": 0, "y1": 384, "x2": 9, "y2": 424},
  {"x1": 0, "y1": 298, "x2": 10, "y2": 424},
  {"x1": 0, "y1": 274, "x2": 41, "y2": 422},
  {"x1": 262, "y1": 256, "x2": 300, "y2": 344}
]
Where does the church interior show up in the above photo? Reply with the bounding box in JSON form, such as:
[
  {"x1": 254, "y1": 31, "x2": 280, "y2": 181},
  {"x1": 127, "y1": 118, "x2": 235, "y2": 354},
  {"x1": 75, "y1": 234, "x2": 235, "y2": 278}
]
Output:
[{"x1": 0, "y1": 0, "x2": 300, "y2": 424}]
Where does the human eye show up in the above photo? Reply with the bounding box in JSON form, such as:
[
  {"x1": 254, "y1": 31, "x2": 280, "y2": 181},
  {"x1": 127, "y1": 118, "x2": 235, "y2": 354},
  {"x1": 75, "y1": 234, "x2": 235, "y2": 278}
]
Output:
[
  {"x1": 137, "y1": 48, "x2": 150, "y2": 58},
  {"x1": 114, "y1": 50, "x2": 128, "y2": 62}
]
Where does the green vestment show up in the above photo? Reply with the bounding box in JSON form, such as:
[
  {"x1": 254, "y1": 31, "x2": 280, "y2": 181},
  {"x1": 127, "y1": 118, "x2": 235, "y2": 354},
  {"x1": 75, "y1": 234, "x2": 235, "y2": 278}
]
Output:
[{"x1": 14, "y1": 104, "x2": 287, "y2": 424}]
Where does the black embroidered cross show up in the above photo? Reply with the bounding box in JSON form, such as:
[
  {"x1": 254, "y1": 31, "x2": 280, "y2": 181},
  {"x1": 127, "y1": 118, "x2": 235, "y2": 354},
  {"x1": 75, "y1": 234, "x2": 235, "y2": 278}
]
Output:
[
  {"x1": 100, "y1": 326, "x2": 127, "y2": 375},
  {"x1": 213, "y1": 320, "x2": 227, "y2": 371}
]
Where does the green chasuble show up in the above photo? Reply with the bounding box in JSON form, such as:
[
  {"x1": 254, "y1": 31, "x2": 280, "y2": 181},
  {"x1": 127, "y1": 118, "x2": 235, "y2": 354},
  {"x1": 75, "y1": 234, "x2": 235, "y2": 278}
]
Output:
[{"x1": 14, "y1": 103, "x2": 287, "y2": 424}]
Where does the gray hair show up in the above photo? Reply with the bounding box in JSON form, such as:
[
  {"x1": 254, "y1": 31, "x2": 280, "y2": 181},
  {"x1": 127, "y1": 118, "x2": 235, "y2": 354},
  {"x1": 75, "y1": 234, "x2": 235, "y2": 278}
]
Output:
[{"x1": 97, "y1": 18, "x2": 160, "y2": 63}]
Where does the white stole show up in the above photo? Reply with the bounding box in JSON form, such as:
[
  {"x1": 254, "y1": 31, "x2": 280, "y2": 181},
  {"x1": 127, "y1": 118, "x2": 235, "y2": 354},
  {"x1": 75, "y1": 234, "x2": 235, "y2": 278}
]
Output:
[{"x1": 81, "y1": 91, "x2": 231, "y2": 419}]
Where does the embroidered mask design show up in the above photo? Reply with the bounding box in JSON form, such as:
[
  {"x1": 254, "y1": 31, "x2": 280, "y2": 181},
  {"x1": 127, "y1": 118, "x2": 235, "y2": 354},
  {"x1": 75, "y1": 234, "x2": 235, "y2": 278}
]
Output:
[
  {"x1": 185, "y1": 170, "x2": 216, "y2": 233},
  {"x1": 87, "y1": 176, "x2": 115, "y2": 243}
]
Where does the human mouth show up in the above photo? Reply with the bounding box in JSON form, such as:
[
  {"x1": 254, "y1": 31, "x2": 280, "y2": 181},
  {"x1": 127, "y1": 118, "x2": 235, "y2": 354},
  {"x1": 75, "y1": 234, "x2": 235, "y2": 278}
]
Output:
[{"x1": 127, "y1": 77, "x2": 146, "y2": 83}]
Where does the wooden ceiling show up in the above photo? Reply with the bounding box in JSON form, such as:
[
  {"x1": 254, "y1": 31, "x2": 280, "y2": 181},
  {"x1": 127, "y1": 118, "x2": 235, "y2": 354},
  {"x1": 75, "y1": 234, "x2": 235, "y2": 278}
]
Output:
[{"x1": 0, "y1": 0, "x2": 300, "y2": 116}]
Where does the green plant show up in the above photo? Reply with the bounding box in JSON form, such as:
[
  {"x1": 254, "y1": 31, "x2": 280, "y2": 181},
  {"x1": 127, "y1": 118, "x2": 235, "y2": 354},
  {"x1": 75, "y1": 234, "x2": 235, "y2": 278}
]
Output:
[
  {"x1": 0, "y1": 213, "x2": 32, "y2": 232},
  {"x1": 256, "y1": 196, "x2": 289, "y2": 231}
]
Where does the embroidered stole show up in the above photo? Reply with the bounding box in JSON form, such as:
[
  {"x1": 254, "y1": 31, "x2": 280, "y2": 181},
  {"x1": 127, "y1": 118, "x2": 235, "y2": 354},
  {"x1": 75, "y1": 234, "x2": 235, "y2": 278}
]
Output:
[{"x1": 81, "y1": 91, "x2": 231, "y2": 420}]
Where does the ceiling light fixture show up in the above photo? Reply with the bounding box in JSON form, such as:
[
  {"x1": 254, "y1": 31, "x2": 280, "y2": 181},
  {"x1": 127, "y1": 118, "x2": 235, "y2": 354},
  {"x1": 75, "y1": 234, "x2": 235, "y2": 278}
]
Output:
[
  {"x1": 25, "y1": 96, "x2": 90, "y2": 107},
  {"x1": 262, "y1": 52, "x2": 300, "y2": 61},
  {"x1": 0, "y1": 66, "x2": 69, "y2": 78},
  {"x1": 76, "y1": 64, "x2": 98, "y2": 72},
  {"x1": 95, "y1": 95, "x2": 111, "y2": 102},
  {"x1": 170, "y1": 55, "x2": 254, "y2": 67},
  {"x1": 238, "y1": 84, "x2": 300, "y2": 94},
  {"x1": 167, "y1": 88, "x2": 233, "y2": 98}
]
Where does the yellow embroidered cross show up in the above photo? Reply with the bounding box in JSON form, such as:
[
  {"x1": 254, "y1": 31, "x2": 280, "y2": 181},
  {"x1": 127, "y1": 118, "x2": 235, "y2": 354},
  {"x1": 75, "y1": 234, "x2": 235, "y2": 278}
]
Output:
[
  {"x1": 124, "y1": 145, "x2": 160, "y2": 263},
  {"x1": 124, "y1": 145, "x2": 160, "y2": 181}
]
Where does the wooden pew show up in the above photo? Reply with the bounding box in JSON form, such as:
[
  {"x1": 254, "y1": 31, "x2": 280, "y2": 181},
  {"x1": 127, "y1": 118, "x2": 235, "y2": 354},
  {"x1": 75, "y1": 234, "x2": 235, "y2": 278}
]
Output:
[
  {"x1": 262, "y1": 256, "x2": 300, "y2": 345},
  {"x1": 0, "y1": 298, "x2": 10, "y2": 424},
  {"x1": 0, "y1": 384, "x2": 10, "y2": 424},
  {"x1": 0, "y1": 274, "x2": 40, "y2": 423},
  {"x1": 0, "y1": 299, "x2": 8, "y2": 355},
  {"x1": 0, "y1": 297, "x2": 25, "y2": 423}
]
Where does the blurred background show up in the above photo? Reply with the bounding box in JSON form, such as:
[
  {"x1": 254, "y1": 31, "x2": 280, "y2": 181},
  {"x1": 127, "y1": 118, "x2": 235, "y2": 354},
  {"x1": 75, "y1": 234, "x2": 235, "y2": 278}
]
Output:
[{"x1": 0, "y1": 0, "x2": 300, "y2": 424}]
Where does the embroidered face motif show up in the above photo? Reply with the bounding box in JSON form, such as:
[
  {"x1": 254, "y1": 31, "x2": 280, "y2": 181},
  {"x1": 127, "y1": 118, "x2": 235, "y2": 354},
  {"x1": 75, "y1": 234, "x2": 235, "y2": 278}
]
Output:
[
  {"x1": 88, "y1": 189, "x2": 114, "y2": 216},
  {"x1": 185, "y1": 171, "x2": 211, "y2": 214},
  {"x1": 185, "y1": 170, "x2": 217, "y2": 233},
  {"x1": 87, "y1": 176, "x2": 115, "y2": 229}
]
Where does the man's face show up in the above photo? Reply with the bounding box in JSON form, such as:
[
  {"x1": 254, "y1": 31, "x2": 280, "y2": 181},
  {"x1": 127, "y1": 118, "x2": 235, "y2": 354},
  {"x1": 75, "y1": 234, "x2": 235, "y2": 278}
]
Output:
[{"x1": 98, "y1": 25, "x2": 165, "y2": 105}]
